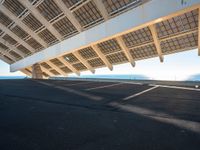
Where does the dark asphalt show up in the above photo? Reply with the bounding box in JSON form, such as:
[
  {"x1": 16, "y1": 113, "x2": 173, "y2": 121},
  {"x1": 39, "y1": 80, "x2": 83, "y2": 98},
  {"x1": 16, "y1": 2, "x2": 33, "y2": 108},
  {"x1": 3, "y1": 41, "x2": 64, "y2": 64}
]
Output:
[{"x1": 0, "y1": 79, "x2": 200, "y2": 150}]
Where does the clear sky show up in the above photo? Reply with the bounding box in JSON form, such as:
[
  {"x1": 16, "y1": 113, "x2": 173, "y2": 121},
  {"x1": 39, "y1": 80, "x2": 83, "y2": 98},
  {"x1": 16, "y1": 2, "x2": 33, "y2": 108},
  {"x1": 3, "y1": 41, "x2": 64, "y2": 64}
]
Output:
[{"x1": 0, "y1": 49, "x2": 200, "y2": 80}]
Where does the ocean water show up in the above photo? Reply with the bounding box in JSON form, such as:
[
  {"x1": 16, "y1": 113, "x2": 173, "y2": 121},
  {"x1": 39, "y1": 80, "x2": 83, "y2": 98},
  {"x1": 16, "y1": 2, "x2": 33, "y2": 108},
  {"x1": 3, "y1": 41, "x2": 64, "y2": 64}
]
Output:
[
  {"x1": 70, "y1": 74, "x2": 149, "y2": 80},
  {"x1": 0, "y1": 76, "x2": 26, "y2": 79},
  {"x1": 1, "y1": 74, "x2": 200, "y2": 81}
]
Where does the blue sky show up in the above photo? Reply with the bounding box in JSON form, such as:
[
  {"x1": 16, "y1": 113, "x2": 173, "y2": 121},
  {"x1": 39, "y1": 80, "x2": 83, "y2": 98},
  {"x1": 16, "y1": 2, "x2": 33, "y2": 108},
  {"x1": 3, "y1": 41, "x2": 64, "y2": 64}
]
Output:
[{"x1": 0, "y1": 49, "x2": 200, "y2": 80}]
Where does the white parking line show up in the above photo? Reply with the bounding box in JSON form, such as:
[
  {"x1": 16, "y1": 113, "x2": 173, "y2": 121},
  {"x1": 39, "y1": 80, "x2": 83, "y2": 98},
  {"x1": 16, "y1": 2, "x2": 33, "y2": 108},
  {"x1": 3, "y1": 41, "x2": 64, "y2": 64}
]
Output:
[
  {"x1": 85, "y1": 83, "x2": 124, "y2": 91},
  {"x1": 120, "y1": 81, "x2": 142, "y2": 85},
  {"x1": 152, "y1": 84, "x2": 200, "y2": 91},
  {"x1": 123, "y1": 86, "x2": 159, "y2": 100}
]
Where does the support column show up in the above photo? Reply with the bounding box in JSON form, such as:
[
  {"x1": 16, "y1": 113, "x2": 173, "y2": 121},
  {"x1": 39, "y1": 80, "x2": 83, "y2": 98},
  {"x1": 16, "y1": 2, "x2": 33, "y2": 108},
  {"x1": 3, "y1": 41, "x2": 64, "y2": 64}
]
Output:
[{"x1": 32, "y1": 63, "x2": 43, "y2": 79}]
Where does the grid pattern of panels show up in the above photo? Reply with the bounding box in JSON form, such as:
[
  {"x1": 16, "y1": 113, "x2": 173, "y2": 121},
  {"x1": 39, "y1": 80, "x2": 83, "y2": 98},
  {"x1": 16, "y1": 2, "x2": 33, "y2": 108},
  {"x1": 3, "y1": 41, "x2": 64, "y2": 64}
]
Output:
[
  {"x1": 22, "y1": 13, "x2": 43, "y2": 31},
  {"x1": 0, "y1": 11, "x2": 12, "y2": 27},
  {"x1": 123, "y1": 27, "x2": 153, "y2": 48},
  {"x1": 102, "y1": 0, "x2": 140, "y2": 15},
  {"x1": 4, "y1": 55, "x2": 13, "y2": 62},
  {"x1": 60, "y1": 66, "x2": 72, "y2": 73},
  {"x1": 72, "y1": 62, "x2": 87, "y2": 70},
  {"x1": 0, "y1": 42, "x2": 9, "y2": 51},
  {"x1": 88, "y1": 58, "x2": 105, "y2": 67},
  {"x1": 9, "y1": 51, "x2": 22, "y2": 59},
  {"x1": 73, "y1": 1, "x2": 103, "y2": 27},
  {"x1": 78, "y1": 47, "x2": 98, "y2": 59},
  {"x1": 37, "y1": 0, "x2": 63, "y2": 21},
  {"x1": 3, "y1": 0, "x2": 26, "y2": 17},
  {"x1": 130, "y1": 44, "x2": 157, "y2": 59},
  {"x1": 38, "y1": 29, "x2": 58, "y2": 45},
  {"x1": 53, "y1": 17, "x2": 77, "y2": 37},
  {"x1": 156, "y1": 9, "x2": 198, "y2": 38},
  {"x1": 50, "y1": 58, "x2": 64, "y2": 67},
  {"x1": 161, "y1": 32, "x2": 198, "y2": 54},
  {"x1": 26, "y1": 38, "x2": 44, "y2": 51},
  {"x1": 63, "y1": 53, "x2": 79, "y2": 63},
  {"x1": 2, "y1": 34, "x2": 18, "y2": 45},
  {"x1": 98, "y1": 39, "x2": 121, "y2": 54},
  {"x1": 62, "y1": 0, "x2": 81, "y2": 8},
  {"x1": 41, "y1": 62, "x2": 51, "y2": 69},
  {"x1": 17, "y1": 45, "x2": 31, "y2": 55},
  {"x1": 50, "y1": 69, "x2": 60, "y2": 75},
  {"x1": 106, "y1": 52, "x2": 128, "y2": 64},
  {"x1": 11, "y1": 25, "x2": 29, "y2": 39}
]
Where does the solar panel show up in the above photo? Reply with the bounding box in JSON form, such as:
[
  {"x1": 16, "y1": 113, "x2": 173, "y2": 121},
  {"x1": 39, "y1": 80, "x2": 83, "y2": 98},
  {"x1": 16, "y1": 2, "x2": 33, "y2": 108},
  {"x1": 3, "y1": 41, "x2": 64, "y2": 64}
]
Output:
[
  {"x1": 78, "y1": 47, "x2": 98, "y2": 59},
  {"x1": 98, "y1": 39, "x2": 121, "y2": 54}
]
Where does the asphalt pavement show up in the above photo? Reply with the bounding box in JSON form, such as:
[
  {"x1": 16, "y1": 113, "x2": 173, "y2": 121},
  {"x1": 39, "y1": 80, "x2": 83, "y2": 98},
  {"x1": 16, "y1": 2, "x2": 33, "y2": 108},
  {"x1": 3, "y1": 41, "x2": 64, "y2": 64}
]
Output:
[{"x1": 0, "y1": 79, "x2": 200, "y2": 150}]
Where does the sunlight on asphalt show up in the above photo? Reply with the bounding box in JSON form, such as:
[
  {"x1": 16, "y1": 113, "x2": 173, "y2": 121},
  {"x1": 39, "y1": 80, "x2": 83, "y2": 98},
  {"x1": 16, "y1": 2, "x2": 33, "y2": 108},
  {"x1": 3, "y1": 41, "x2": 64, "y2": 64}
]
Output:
[{"x1": 110, "y1": 102, "x2": 200, "y2": 134}]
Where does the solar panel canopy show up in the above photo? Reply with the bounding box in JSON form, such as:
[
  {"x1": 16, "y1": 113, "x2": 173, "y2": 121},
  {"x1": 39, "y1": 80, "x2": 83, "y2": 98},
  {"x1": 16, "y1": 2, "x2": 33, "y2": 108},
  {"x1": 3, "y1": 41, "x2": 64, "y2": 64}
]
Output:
[{"x1": 0, "y1": 0, "x2": 200, "y2": 77}]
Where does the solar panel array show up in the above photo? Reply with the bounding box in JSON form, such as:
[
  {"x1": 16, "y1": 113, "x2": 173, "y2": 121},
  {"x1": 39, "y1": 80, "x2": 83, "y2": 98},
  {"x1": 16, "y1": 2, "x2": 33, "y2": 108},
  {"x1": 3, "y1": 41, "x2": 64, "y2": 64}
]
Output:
[{"x1": 0, "y1": 0, "x2": 199, "y2": 76}]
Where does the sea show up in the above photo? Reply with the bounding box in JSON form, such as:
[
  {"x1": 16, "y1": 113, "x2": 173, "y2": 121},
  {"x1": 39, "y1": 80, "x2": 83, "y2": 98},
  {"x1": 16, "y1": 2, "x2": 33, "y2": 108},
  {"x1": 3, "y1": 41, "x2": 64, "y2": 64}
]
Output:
[{"x1": 0, "y1": 74, "x2": 200, "y2": 81}]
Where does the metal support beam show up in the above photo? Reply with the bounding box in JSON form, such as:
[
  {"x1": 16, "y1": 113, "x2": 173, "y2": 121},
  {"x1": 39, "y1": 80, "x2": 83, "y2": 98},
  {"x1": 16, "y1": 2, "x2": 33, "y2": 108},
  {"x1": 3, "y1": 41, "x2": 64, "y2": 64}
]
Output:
[
  {"x1": 58, "y1": 57, "x2": 80, "y2": 76},
  {"x1": 0, "y1": 5, "x2": 48, "y2": 48},
  {"x1": 93, "y1": 0, "x2": 109, "y2": 20},
  {"x1": 20, "y1": 0, "x2": 62, "y2": 41},
  {"x1": 0, "y1": 38, "x2": 24, "y2": 58},
  {"x1": 21, "y1": 69, "x2": 32, "y2": 77},
  {"x1": 54, "y1": 0, "x2": 82, "y2": 32},
  {"x1": 0, "y1": 23, "x2": 35, "y2": 53},
  {"x1": 40, "y1": 65, "x2": 54, "y2": 77},
  {"x1": 149, "y1": 25, "x2": 164, "y2": 62},
  {"x1": 46, "y1": 61, "x2": 68, "y2": 76},
  {"x1": 198, "y1": 8, "x2": 200, "y2": 56},
  {"x1": 116, "y1": 36, "x2": 135, "y2": 67},
  {"x1": 73, "y1": 51, "x2": 95, "y2": 74},
  {"x1": 91, "y1": 45, "x2": 113, "y2": 70},
  {"x1": 32, "y1": 63, "x2": 43, "y2": 79}
]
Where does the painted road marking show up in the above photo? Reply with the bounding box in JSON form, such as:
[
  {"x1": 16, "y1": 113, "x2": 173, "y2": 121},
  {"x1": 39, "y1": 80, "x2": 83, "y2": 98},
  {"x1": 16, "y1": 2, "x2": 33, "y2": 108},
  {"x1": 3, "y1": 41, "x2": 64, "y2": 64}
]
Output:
[
  {"x1": 37, "y1": 81, "x2": 103, "y2": 101},
  {"x1": 85, "y1": 83, "x2": 124, "y2": 91},
  {"x1": 123, "y1": 86, "x2": 159, "y2": 100},
  {"x1": 149, "y1": 84, "x2": 200, "y2": 91}
]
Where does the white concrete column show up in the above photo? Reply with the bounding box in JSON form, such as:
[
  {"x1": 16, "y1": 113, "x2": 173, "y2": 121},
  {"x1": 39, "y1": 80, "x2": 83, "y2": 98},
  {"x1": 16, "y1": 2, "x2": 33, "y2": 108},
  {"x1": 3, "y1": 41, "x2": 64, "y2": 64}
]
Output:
[{"x1": 32, "y1": 63, "x2": 43, "y2": 79}]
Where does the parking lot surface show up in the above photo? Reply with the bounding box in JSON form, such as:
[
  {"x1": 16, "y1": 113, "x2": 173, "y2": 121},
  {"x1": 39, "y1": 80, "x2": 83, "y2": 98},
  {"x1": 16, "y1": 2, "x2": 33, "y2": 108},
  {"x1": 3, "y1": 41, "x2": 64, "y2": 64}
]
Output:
[{"x1": 0, "y1": 79, "x2": 200, "y2": 150}]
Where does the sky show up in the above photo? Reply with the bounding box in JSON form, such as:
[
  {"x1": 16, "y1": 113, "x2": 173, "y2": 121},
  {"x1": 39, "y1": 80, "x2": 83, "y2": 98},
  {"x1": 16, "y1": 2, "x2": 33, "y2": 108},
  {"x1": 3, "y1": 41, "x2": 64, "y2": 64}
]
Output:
[{"x1": 0, "y1": 49, "x2": 200, "y2": 81}]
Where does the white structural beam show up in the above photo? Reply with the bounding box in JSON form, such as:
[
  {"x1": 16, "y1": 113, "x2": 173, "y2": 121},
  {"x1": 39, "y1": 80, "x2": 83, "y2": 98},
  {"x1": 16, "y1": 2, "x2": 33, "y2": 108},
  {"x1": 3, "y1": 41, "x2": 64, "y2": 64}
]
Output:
[
  {"x1": 0, "y1": 23, "x2": 35, "y2": 53},
  {"x1": 149, "y1": 25, "x2": 164, "y2": 62},
  {"x1": 0, "y1": 38, "x2": 24, "y2": 58},
  {"x1": 116, "y1": 36, "x2": 135, "y2": 67},
  {"x1": 20, "y1": 0, "x2": 62, "y2": 41},
  {"x1": 91, "y1": 45, "x2": 113, "y2": 70},
  {"x1": 46, "y1": 61, "x2": 68, "y2": 76},
  {"x1": 70, "y1": 0, "x2": 90, "y2": 12},
  {"x1": 73, "y1": 51, "x2": 95, "y2": 74},
  {"x1": 54, "y1": 0, "x2": 82, "y2": 32},
  {"x1": 0, "y1": 5, "x2": 48, "y2": 48},
  {"x1": 198, "y1": 8, "x2": 200, "y2": 56},
  {"x1": 58, "y1": 57, "x2": 80, "y2": 76},
  {"x1": 93, "y1": 0, "x2": 109, "y2": 20},
  {"x1": 10, "y1": 0, "x2": 200, "y2": 71}
]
